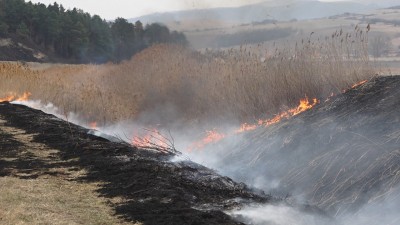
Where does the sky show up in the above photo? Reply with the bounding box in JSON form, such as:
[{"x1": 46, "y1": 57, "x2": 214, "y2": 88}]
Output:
[{"x1": 29, "y1": 0, "x2": 346, "y2": 20}]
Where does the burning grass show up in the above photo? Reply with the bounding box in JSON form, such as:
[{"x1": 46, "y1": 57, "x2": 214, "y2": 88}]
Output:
[{"x1": 0, "y1": 27, "x2": 374, "y2": 128}]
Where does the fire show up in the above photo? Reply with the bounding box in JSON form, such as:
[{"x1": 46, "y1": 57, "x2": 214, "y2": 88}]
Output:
[
  {"x1": 189, "y1": 97, "x2": 319, "y2": 151},
  {"x1": 235, "y1": 123, "x2": 258, "y2": 133},
  {"x1": 0, "y1": 95, "x2": 14, "y2": 102},
  {"x1": 351, "y1": 80, "x2": 367, "y2": 89},
  {"x1": 187, "y1": 129, "x2": 225, "y2": 151},
  {"x1": 131, "y1": 128, "x2": 171, "y2": 152},
  {"x1": 89, "y1": 122, "x2": 97, "y2": 129},
  {"x1": 0, "y1": 92, "x2": 31, "y2": 103},
  {"x1": 258, "y1": 97, "x2": 318, "y2": 127},
  {"x1": 288, "y1": 97, "x2": 319, "y2": 116},
  {"x1": 342, "y1": 80, "x2": 368, "y2": 93}
]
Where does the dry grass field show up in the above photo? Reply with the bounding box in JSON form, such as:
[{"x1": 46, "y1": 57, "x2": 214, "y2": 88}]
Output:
[
  {"x1": 0, "y1": 118, "x2": 134, "y2": 225},
  {"x1": 0, "y1": 27, "x2": 374, "y2": 128}
]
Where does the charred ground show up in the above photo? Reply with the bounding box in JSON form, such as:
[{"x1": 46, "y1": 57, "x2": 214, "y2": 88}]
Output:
[
  {"x1": 203, "y1": 75, "x2": 400, "y2": 217},
  {"x1": 0, "y1": 102, "x2": 270, "y2": 224}
]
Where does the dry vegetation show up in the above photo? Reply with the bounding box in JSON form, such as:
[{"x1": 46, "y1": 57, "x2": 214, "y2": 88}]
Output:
[
  {"x1": 0, "y1": 177, "x2": 135, "y2": 225},
  {"x1": 0, "y1": 118, "x2": 135, "y2": 225},
  {"x1": 0, "y1": 27, "x2": 374, "y2": 127}
]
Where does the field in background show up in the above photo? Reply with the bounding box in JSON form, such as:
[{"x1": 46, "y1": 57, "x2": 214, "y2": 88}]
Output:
[
  {"x1": 0, "y1": 27, "x2": 374, "y2": 129},
  {"x1": 183, "y1": 7, "x2": 400, "y2": 73}
]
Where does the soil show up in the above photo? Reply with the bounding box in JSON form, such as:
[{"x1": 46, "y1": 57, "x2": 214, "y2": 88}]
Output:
[{"x1": 0, "y1": 102, "x2": 270, "y2": 225}]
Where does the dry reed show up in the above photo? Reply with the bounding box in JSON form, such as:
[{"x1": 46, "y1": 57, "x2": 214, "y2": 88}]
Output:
[{"x1": 0, "y1": 27, "x2": 375, "y2": 127}]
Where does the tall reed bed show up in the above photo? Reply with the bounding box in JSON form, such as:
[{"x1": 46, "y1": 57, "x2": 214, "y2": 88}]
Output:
[{"x1": 0, "y1": 27, "x2": 374, "y2": 126}]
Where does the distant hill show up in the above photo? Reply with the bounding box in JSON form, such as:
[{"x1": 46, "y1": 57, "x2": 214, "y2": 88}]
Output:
[
  {"x1": 130, "y1": 0, "x2": 379, "y2": 26},
  {"x1": 0, "y1": 0, "x2": 187, "y2": 64}
]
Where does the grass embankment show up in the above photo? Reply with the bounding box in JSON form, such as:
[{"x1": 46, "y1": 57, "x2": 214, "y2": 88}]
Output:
[
  {"x1": 0, "y1": 118, "x2": 135, "y2": 225},
  {"x1": 0, "y1": 27, "x2": 374, "y2": 126}
]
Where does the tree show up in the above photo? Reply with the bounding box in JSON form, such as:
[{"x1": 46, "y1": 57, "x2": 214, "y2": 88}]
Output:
[
  {"x1": 16, "y1": 22, "x2": 29, "y2": 38},
  {"x1": 0, "y1": 0, "x2": 8, "y2": 36},
  {"x1": 3, "y1": 0, "x2": 26, "y2": 33},
  {"x1": 0, "y1": 0, "x2": 188, "y2": 63},
  {"x1": 0, "y1": 22, "x2": 8, "y2": 36},
  {"x1": 111, "y1": 18, "x2": 135, "y2": 61},
  {"x1": 68, "y1": 21, "x2": 89, "y2": 60},
  {"x1": 134, "y1": 20, "x2": 144, "y2": 39},
  {"x1": 134, "y1": 20, "x2": 146, "y2": 51},
  {"x1": 144, "y1": 23, "x2": 170, "y2": 45},
  {"x1": 87, "y1": 15, "x2": 113, "y2": 62},
  {"x1": 45, "y1": 11, "x2": 61, "y2": 48},
  {"x1": 170, "y1": 30, "x2": 188, "y2": 46}
]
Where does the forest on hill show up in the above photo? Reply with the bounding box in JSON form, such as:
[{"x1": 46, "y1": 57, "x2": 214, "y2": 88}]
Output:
[{"x1": 0, "y1": 0, "x2": 188, "y2": 63}]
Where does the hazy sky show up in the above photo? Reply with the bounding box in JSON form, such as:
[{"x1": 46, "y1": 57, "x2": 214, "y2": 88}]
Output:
[{"x1": 29, "y1": 0, "x2": 345, "y2": 20}]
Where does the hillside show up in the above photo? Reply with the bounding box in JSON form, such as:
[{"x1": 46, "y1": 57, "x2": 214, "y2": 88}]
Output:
[
  {"x1": 0, "y1": 101, "x2": 270, "y2": 224},
  {"x1": 2, "y1": 75, "x2": 399, "y2": 224},
  {"x1": 192, "y1": 75, "x2": 400, "y2": 222},
  {"x1": 130, "y1": 0, "x2": 379, "y2": 30},
  {"x1": 0, "y1": 0, "x2": 187, "y2": 63}
]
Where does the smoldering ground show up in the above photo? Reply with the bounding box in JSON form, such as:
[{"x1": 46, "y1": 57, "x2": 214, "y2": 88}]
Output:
[
  {"x1": 183, "y1": 76, "x2": 400, "y2": 224},
  {"x1": 12, "y1": 76, "x2": 400, "y2": 225},
  {"x1": 1, "y1": 42, "x2": 392, "y2": 224}
]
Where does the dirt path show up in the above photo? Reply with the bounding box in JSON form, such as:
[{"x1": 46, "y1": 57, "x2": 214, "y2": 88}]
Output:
[{"x1": 0, "y1": 117, "x2": 134, "y2": 225}]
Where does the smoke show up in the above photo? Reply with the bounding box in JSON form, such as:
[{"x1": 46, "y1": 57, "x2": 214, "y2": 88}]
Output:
[
  {"x1": 228, "y1": 204, "x2": 334, "y2": 225},
  {"x1": 11, "y1": 98, "x2": 400, "y2": 225},
  {"x1": 226, "y1": 194, "x2": 400, "y2": 225},
  {"x1": 339, "y1": 194, "x2": 400, "y2": 225},
  {"x1": 12, "y1": 100, "x2": 84, "y2": 126}
]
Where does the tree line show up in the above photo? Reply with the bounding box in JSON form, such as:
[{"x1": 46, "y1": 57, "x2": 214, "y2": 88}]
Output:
[{"x1": 0, "y1": 0, "x2": 188, "y2": 63}]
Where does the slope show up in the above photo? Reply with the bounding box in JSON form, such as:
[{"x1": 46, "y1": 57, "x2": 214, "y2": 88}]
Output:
[
  {"x1": 0, "y1": 102, "x2": 270, "y2": 225},
  {"x1": 196, "y1": 75, "x2": 400, "y2": 216}
]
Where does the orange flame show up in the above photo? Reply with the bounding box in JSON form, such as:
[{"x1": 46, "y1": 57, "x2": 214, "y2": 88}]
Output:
[
  {"x1": 351, "y1": 80, "x2": 367, "y2": 89},
  {"x1": 189, "y1": 97, "x2": 319, "y2": 151},
  {"x1": 342, "y1": 80, "x2": 368, "y2": 93},
  {"x1": 0, "y1": 92, "x2": 31, "y2": 103},
  {"x1": 89, "y1": 122, "x2": 97, "y2": 129},
  {"x1": 187, "y1": 129, "x2": 225, "y2": 151},
  {"x1": 257, "y1": 97, "x2": 318, "y2": 127},
  {"x1": 131, "y1": 128, "x2": 170, "y2": 151},
  {"x1": 235, "y1": 123, "x2": 258, "y2": 133},
  {"x1": 288, "y1": 97, "x2": 319, "y2": 116}
]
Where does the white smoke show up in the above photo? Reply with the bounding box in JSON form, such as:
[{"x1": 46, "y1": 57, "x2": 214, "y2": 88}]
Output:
[
  {"x1": 11, "y1": 99, "x2": 400, "y2": 225},
  {"x1": 228, "y1": 204, "x2": 334, "y2": 225},
  {"x1": 12, "y1": 99, "x2": 84, "y2": 125}
]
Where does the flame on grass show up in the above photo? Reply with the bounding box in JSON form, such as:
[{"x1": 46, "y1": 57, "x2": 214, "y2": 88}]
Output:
[
  {"x1": 88, "y1": 122, "x2": 98, "y2": 129},
  {"x1": 189, "y1": 97, "x2": 319, "y2": 151},
  {"x1": 239, "y1": 97, "x2": 319, "y2": 132},
  {"x1": 187, "y1": 129, "x2": 226, "y2": 152},
  {"x1": 131, "y1": 128, "x2": 179, "y2": 155},
  {"x1": 342, "y1": 80, "x2": 368, "y2": 93},
  {"x1": 351, "y1": 80, "x2": 367, "y2": 89},
  {"x1": 0, "y1": 92, "x2": 31, "y2": 103}
]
